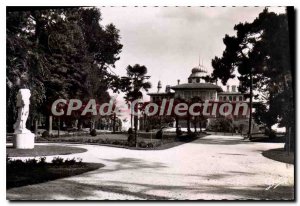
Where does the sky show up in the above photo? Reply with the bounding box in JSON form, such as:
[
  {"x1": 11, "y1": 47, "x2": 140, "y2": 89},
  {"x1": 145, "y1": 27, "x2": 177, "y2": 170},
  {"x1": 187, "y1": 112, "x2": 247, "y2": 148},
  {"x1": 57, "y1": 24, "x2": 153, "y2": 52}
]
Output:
[
  {"x1": 99, "y1": 6, "x2": 286, "y2": 125},
  {"x1": 100, "y1": 6, "x2": 285, "y2": 94}
]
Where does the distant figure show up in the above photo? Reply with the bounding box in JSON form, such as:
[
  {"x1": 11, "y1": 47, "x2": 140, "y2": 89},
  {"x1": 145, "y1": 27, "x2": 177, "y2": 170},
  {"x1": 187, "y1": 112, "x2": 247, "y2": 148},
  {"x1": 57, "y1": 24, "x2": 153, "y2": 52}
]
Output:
[{"x1": 13, "y1": 89, "x2": 31, "y2": 134}]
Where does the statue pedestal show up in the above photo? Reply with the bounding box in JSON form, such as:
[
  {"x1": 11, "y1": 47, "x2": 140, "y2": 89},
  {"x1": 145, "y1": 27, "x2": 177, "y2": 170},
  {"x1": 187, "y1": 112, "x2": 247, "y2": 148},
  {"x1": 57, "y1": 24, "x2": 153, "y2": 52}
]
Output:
[{"x1": 13, "y1": 132, "x2": 35, "y2": 149}]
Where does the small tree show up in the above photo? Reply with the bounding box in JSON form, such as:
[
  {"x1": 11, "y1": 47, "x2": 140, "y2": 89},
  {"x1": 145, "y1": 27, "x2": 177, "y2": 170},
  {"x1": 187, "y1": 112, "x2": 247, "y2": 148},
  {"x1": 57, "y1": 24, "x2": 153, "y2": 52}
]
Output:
[{"x1": 121, "y1": 64, "x2": 151, "y2": 146}]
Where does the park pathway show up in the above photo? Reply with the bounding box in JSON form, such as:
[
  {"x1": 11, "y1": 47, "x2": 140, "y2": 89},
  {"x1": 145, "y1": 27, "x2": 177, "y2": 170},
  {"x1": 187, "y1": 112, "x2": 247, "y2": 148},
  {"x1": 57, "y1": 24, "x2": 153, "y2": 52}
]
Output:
[{"x1": 7, "y1": 135, "x2": 294, "y2": 200}]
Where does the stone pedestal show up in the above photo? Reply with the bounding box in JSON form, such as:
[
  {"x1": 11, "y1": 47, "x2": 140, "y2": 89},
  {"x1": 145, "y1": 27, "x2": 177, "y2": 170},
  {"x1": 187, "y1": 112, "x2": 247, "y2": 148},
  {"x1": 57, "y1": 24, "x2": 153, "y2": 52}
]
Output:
[{"x1": 13, "y1": 132, "x2": 35, "y2": 149}]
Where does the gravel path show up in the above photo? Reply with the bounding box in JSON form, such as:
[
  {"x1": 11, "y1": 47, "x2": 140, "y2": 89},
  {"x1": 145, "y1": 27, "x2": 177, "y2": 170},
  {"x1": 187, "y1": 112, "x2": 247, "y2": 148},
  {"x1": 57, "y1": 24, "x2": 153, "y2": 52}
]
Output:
[{"x1": 7, "y1": 135, "x2": 294, "y2": 200}]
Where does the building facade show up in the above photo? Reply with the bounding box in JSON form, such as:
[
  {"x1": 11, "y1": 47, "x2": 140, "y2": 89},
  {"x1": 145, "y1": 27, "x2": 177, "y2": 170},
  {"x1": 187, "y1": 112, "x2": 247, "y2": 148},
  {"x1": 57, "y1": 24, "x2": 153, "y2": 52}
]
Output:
[{"x1": 146, "y1": 62, "x2": 259, "y2": 133}]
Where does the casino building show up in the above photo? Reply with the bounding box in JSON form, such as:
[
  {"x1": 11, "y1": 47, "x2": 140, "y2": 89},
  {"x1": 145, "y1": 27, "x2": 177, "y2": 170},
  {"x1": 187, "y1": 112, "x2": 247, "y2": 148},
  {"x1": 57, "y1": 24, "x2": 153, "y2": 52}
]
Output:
[{"x1": 145, "y1": 61, "x2": 259, "y2": 132}]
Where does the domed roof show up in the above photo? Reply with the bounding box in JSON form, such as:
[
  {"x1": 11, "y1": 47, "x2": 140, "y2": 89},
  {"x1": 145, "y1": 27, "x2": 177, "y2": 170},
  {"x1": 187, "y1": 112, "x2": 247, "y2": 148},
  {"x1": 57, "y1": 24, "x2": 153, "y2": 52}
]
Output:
[{"x1": 191, "y1": 65, "x2": 207, "y2": 74}]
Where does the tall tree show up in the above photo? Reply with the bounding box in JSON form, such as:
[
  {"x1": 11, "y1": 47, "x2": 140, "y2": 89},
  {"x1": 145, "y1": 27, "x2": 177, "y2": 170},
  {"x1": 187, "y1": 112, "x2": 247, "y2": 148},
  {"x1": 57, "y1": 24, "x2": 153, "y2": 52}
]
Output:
[
  {"x1": 210, "y1": 8, "x2": 294, "y2": 147},
  {"x1": 6, "y1": 7, "x2": 123, "y2": 132}
]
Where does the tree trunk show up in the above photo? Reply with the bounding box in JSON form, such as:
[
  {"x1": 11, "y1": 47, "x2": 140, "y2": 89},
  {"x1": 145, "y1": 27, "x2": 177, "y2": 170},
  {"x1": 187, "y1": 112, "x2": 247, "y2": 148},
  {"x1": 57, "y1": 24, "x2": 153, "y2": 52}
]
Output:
[
  {"x1": 194, "y1": 117, "x2": 197, "y2": 133},
  {"x1": 89, "y1": 116, "x2": 96, "y2": 132},
  {"x1": 187, "y1": 114, "x2": 191, "y2": 133},
  {"x1": 48, "y1": 115, "x2": 53, "y2": 135},
  {"x1": 134, "y1": 115, "x2": 138, "y2": 147},
  {"x1": 248, "y1": 71, "x2": 253, "y2": 139},
  {"x1": 112, "y1": 113, "x2": 116, "y2": 133},
  {"x1": 35, "y1": 119, "x2": 38, "y2": 136},
  {"x1": 58, "y1": 117, "x2": 60, "y2": 137},
  {"x1": 175, "y1": 115, "x2": 179, "y2": 130}
]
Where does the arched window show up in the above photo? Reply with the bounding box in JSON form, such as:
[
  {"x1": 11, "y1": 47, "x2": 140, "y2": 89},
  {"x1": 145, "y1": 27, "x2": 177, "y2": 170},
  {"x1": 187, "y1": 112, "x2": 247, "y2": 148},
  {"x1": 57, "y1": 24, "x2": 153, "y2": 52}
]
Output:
[{"x1": 196, "y1": 78, "x2": 200, "y2": 83}]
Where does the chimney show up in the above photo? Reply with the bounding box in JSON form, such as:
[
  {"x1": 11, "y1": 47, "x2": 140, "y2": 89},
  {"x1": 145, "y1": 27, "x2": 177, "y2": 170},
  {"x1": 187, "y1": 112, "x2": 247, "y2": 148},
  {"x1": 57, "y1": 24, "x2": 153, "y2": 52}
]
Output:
[
  {"x1": 232, "y1": 85, "x2": 236, "y2": 92},
  {"x1": 177, "y1": 79, "x2": 180, "y2": 85},
  {"x1": 165, "y1": 85, "x2": 171, "y2": 93},
  {"x1": 226, "y1": 85, "x2": 230, "y2": 92}
]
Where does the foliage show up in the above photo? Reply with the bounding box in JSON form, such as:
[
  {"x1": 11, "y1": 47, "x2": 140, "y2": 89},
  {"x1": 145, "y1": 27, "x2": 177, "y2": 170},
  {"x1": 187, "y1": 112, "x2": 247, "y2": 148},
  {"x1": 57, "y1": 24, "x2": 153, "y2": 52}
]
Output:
[
  {"x1": 6, "y1": 7, "x2": 123, "y2": 132},
  {"x1": 42, "y1": 131, "x2": 50, "y2": 138},
  {"x1": 90, "y1": 129, "x2": 97, "y2": 136},
  {"x1": 51, "y1": 157, "x2": 64, "y2": 165},
  {"x1": 209, "y1": 8, "x2": 294, "y2": 142},
  {"x1": 119, "y1": 64, "x2": 151, "y2": 144},
  {"x1": 155, "y1": 129, "x2": 163, "y2": 139},
  {"x1": 206, "y1": 118, "x2": 234, "y2": 133},
  {"x1": 176, "y1": 128, "x2": 183, "y2": 136},
  {"x1": 127, "y1": 128, "x2": 133, "y2": 134}
]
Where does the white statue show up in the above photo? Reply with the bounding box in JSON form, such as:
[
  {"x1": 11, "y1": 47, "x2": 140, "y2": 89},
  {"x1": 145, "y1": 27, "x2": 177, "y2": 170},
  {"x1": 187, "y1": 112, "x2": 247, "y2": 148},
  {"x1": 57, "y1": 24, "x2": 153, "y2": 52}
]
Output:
[
  {"x1": 13, "y1": 88, "x2": 35, "y2": 149},
  {"x1": 13, "y1": 89, "x2": 31, "y2": 134}
]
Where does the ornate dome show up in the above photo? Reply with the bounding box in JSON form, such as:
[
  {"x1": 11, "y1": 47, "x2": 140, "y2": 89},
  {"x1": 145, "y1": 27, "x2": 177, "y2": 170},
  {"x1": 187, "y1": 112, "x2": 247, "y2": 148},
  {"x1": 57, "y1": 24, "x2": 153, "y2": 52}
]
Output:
[{"x1": 191, "y1": 65, "x2": 207, "y2": 74}]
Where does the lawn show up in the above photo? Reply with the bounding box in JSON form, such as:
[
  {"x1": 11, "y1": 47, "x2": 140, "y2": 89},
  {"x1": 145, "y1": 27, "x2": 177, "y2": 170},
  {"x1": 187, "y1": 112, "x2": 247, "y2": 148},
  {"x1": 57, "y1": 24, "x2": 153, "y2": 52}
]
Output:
[
  {"x1": 262, "y1": 148, "x2": 294, "y2": 165},
  {"x1": 7, "y1": 145, "x2": 87, "y2": 157},
  {"x1": 37, "y1": 133, "x2": 165, "y2": 148},
  {"x1": 35, "y1": 132, "x2": 207, "y2": 150}
]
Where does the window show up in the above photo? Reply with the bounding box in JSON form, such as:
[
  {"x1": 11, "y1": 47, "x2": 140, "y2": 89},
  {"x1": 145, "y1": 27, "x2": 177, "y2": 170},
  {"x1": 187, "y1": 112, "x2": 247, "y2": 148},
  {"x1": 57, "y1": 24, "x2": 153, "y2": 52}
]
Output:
[
  {"x1": 233, "y1": 96, "x2": 236, "y2": 101},
  {"x1": 229, "y1": 96, "x2": 232, "y2": 101},
  {"x1": 188, "y1": 78, "x2": 192, "y2": 83},
  {"x1": 196, "y1": 78, "x2": 200, "y2": 83}
]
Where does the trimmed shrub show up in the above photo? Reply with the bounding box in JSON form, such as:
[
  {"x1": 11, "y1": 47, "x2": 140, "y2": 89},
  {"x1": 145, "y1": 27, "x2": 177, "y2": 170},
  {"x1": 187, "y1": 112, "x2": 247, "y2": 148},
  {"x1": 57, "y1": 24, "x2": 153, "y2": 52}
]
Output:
[
  {"x1": 176, "y1": 128, "x2": 182, "y2": 136},
  {"x1": 90, "y1": 129, "x2": 97, "y2": 136},
  {"x1": 127, "y1": 134, "x2": 135, "y2": 147},
  {"x1": 206, "y1": 118, "x2": 234, "y2": 132},
  {"x1": 42, "y1": 131, "x2": 50, "y2": 138},
  {"x1": 265, "y1": 128, "x2": 276, "y2": 139},
  {"x1": 147, "y1": 142, "x2": 154, "y2": 148},
  {"x1": 155, "y1": 130, "x2": 163, "y2": 139},
  {"x1": 138, "y1": 141, "x2": 147, "y2": 148}
]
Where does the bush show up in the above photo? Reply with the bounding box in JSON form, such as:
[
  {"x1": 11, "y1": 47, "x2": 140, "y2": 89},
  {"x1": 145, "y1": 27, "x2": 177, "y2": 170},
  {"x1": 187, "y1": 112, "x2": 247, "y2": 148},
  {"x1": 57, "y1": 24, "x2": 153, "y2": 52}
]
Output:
[
  {"x1": 138, "y1": 141, "x2": 147, "y2": 148},
  {"x1": 127, "y1": 134, "x2": 135, "y2": 147},
  {"x1": 265, "y1": 128, "x2": 276, "y2": 139},
  {"x1": 155, "y1": 130, "x2": 163, "y2": 139},
  {"x1": 90, "y1": 129, "x2": 97, "y2": 136},
  {"x1": 64, "y1": 158, "x2": 77, "y2": 165},
  {"x1": 38, "y1": 157, "x2": 47, "y2": 166},
  {"x1": 112, "y1": 140, "x2": 121, "y2": 145},
  {"x1": 25, "y1": 158, "x2": 38, "y2": 166},
  {"x1": 176, "y1": 128, "x2": 182, "y2": 136},
  {"x1": 42, "y1": 131, "x2": 50, "y2": 138},
  {"x1": 147, "y1": 142, "x2": 154, "y2": 148},
  {"x1": 128, "y1": 128, "x2": 133, "y2": 134},
  {"x1": 7, "y1": 156, "x2": 83, "y2": 170},
  {"x1": 52, "y1": 157, "x2": 64, "y2": 165},
  {"x1": 206, "y1": 118, "x2": 233, "y2": 132}
]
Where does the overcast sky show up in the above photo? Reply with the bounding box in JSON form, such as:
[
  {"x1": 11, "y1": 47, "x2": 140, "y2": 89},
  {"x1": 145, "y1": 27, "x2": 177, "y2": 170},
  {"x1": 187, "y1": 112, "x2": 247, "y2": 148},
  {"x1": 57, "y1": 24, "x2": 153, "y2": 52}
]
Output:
[
  {"x1": 99, "y1": 7, "x2": 285, "y2": 123},
  {"x1": 100, "y1": 6, "x2": 285, "y2": 95}
]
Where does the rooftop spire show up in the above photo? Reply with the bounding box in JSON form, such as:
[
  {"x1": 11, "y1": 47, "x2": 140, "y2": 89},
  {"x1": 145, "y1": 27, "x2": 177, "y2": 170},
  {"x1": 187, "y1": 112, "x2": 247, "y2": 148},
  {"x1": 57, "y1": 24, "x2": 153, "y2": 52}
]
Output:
[{"x1": 157, "y1": 80, "x2": 162, "y2": 93}]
